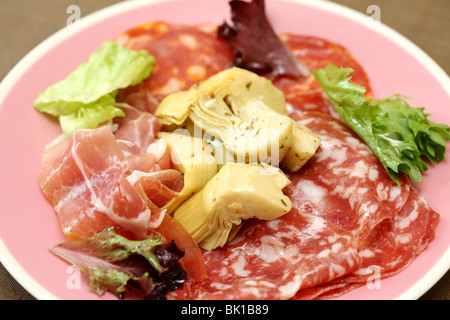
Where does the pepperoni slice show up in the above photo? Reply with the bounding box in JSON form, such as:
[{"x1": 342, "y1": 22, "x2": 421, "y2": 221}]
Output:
[
  {"x1": 116, "y1": 22, "x2": 235, "y2": 103},
  {"x1": 284, "y1": 111, "x2": 411, "y2": 247}
]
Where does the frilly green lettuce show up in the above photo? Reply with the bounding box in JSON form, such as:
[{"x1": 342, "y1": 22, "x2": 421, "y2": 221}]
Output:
[
  {"x1": 34, "y1": 41, "x2": 154, "y2": 136},
  {"x1": 312, "y1": 63, "x2": 450, "y2": 184}
]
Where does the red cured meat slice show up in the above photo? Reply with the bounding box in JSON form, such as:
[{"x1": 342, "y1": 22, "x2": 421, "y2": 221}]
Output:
[
  {"x1": 155, "y1": 214, "x2": 208, "y2": 282},
  {"x1": 273, "y1": 34, "x2": 372, "y2": 115},
  {"x1": 39, "y1": 125, "x2": 203, "y2": 280},
  {"x1": 293, "y1": 281, "x2": 363, "y2": 300},
  {"x1": 115, "y1": 22, "x2": 235, "y2": 103},
  {"x1": 120, "y1": 91, "x2": 160, "y2": 114},
  {"x1": 125, "y1": 153, "x2": 157, "y2": 173},
  {"x1": 340, "y1": 187, "x2": 438, "y2": 281},
  {"x1": 138, "y1": 169, "x2": 184, "y2": 208},
  {"x1": 294, "y1": 187, "x2": 439, "y2": 300},
  {"x1": 39, "y1": 126, "x2": 156, "y2": 241},
  {"x1": 284, "y1": 111, "x2": 411, "y2": 247},
  {"x1": 114, "y1": 104, "x2": 161, "y2": 154},
  {"x1": 114, "y1": 104, "x2": 172, "y2": 172},
  {"x1": 168, "y1": 209, "x2": 360, "y2": 300}
]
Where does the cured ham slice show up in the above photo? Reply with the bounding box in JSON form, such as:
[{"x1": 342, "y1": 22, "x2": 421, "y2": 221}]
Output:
[
  {"x1": 168, "y1": 209, "x2": 360, "y2": 300},
  {"x1": 119, "y1": 90, "x2": 160, "y2": 115},
  {"x1": 138, "y1": 169, "x2": 184, "y2": 208},
  {"x1": 114, "y1": 103, "x2": 161, "y2": 153},
  {"x1": 115, "y1": 104, "x2": 172, "y2": 172},
  {"x1": 39, "y1": 126, "x2": 155, "y2": 241},
  {"x1": 284, "y1": 111, "x2": 411, "y2": 247},
  {"x1": 39, "y1": 106, "x2": 183, "y2": 242}
]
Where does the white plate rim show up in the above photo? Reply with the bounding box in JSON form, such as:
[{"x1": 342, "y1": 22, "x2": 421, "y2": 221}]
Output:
[{"x1": 0, "y1": 0, "x2": 449, "y2": 300}]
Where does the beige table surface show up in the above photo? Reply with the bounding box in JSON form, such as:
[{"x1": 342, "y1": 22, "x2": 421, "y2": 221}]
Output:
[{"x1": 0, "y1": 0, "x2": 449, "y2": 300}]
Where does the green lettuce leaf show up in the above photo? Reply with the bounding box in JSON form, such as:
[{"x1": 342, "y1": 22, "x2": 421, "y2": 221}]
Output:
[
  {"x1": 34, "y1": 41, "x2": 154, "y2": 135},
  {"x1": 312, "y1": 63, "x2": 450, "y2": 184},
  {"x1": 50, "y1": 227, "x2": 186, "y2": 299},
  {"x1": 58, "y1": 103, "x2": 125, "y2": 137}
]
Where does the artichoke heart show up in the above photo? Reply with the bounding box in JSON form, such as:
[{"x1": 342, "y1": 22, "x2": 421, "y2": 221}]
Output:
[
  {"x1": 155, "y1": 89, "x2": 197, "y2": 126},
  {"x1": 154, "y1": 67, "x2": 320, "y2": 171},
  {"x1": 194, "y1": 67, "x2": 288, "y2": 116},
  {"x1": 157, "y1": 131, "x2": 217, "y2": 215},
  {"x1": 173, "y1": 163, "x2": 292, "y2": 250},
  {"x1": 223, "y1": 99, "x2": 293, "y2": 165},
  {"x1": 280, "y1": 122, "x2": 322, "y2": 172}
]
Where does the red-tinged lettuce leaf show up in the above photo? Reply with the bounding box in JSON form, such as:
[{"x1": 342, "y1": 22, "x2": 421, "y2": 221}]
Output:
[
  {"x1": 218, "y1": 0, "x2": 308, "y2": 79},
  {"x1": 50, "y1": 227, "x2": 186, "y2": 299}
]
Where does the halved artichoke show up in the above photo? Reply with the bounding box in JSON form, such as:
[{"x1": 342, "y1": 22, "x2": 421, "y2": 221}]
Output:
[
  {"x1": 173, "y1": 162, "x2": 292, "y2": 250},
  {"x1": 157, "y1": 131, "x2": 217, "y2": 215}
]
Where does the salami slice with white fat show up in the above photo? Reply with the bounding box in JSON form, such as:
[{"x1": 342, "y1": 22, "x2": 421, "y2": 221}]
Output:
[
  {"x1": 273, "y1": 34, "x2": 372, "y2": 116},
  {"x1": 168, "y1": 208, "x2": 360, "y2": 300},
  {"x1": 284, "y1": 111, "x2": 411, "y2": 247},
  {"x1": 293, "y1": 187, "x2": 439, "y2": 299},
  {"x1": 352, "y1": 187, "x2": 439, "y2": 280}
]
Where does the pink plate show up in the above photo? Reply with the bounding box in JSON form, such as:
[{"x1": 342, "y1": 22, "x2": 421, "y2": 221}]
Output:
[{"x1": 0, "y1": 0, "x2": 449, "y2": 300}]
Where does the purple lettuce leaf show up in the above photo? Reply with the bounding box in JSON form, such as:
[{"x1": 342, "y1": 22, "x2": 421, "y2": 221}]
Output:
[
  {"x1": 218, "y1": 0, "x2": 308, "y2": 79},
  {"x1": 50, "y1": 227, "x2": 186, "y2": 299}
]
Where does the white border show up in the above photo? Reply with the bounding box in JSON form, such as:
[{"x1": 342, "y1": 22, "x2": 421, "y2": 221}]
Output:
[{"x1": 0, "y1": 0, "x2": 449, "y2": 300}]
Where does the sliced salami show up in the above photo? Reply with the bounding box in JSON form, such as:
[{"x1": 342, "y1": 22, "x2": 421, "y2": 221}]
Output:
[
  {"x1": 168, "y1": 209, "x2": 360, "y2": 300},
  {"x1": 293, "y1": 187, "x2": 439, "y2": 300},
  {"x1": 273, "y1": 34, "x2": 372, "y2": 115},
  {"x1": 338, "y1": 187, "x2": 439, "y2": 282},
  {"x1": 284, "y1": 111, "x2": 411, "y2": 247}
]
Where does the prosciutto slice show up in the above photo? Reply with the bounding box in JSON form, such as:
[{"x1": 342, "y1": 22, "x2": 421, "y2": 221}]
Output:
[
  {"x1": 39, "y1": 126, "x2": 154, "y2": 241},
  {"x1": 39, "y1": 105, "x2": 183, "y2": 242},
  {"x1": 114, "y1": 103, "x2": 161, "y2": 154}
]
